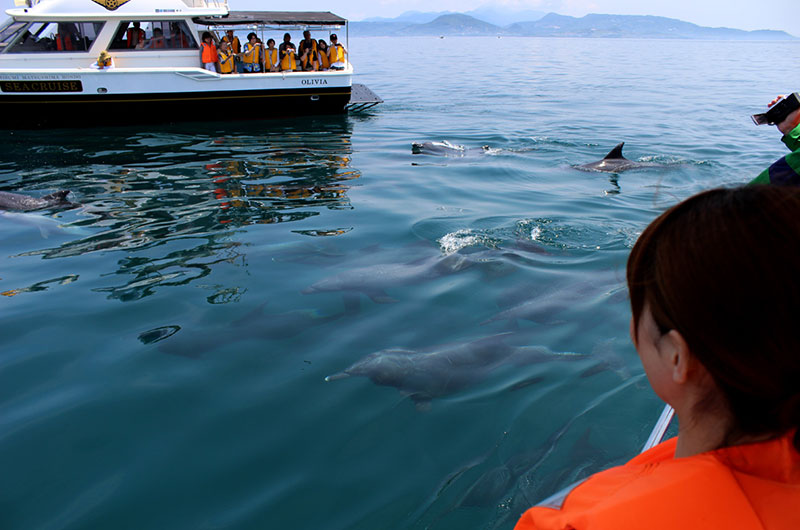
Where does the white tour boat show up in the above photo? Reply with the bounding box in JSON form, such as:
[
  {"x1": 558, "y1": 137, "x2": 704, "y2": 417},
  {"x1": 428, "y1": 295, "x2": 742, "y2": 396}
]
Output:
[{"x1": 0, "y1": 0, "x2": 382, "y2": 128}]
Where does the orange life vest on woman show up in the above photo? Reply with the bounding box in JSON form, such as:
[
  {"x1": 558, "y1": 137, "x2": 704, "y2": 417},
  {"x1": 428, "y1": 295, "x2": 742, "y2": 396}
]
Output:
[
  {"x1": 201, "y1": 42, "x2": 218, "y2": 64},
  {"x1": 515, "y1": 431, "x2": 800, "y2": 530}
]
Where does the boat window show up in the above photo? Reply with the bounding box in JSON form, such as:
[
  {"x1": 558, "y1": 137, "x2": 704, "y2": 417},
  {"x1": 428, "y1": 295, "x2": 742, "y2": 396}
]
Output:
[
  {"x1": 0, "y1": 20, "x2": 28, "y2": 52},
  {"x1": 5, "y1": 22, "x2": 104, "y2": 53},
  {"x1": 108, "y1": 20, "x2": 198, "y2": 50}
]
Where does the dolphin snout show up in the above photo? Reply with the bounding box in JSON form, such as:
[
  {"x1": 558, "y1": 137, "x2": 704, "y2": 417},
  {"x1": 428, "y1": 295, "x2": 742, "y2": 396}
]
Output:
[{"x1": 324, "y1": 372, "x2": 351, "y2": 382}]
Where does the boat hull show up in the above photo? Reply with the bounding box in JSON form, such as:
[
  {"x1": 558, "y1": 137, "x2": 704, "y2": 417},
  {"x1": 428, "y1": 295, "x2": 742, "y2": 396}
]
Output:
[{"x1": 0, "y1": 86, "x2": 352, "y2": 128}]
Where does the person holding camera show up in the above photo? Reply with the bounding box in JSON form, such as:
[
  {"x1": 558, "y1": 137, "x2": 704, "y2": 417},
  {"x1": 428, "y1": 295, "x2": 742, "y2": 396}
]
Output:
[{"x1": 751, "y1": 93, "x2": 800, "y2": 185}]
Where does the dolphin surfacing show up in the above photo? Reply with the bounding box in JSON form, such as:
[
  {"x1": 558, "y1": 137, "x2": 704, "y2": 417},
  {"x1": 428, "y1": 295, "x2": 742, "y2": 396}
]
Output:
[
  {"x1": 576, "y1": 142, "x2": 653, "y2": 173},
  {"x1": 412, "y1": 140, "x2": 490, "y2": 157},
  {"x1": 0, "y1": 190, "x2": 76, "y2": 211}
]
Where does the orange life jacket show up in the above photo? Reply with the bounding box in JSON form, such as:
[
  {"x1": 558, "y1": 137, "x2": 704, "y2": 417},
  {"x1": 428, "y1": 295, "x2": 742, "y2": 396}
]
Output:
[
  {"x1": 515, "y1": 431, "x2": 800, "y2": 530},
  {"x1": 55, "y1": 33, "x2": 73, "y2": 51},
  {"x1": 201, "y1": 42, "x2": 218, "y2": 64},
  {"x1": 126, "y1": 27, "x2": 145, "y2": 48}
]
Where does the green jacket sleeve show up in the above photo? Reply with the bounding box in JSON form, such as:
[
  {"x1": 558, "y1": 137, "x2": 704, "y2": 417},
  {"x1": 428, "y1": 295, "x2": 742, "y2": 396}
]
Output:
[{"x1": 750, "y1": 123, "x2": 800, "y2": 185}]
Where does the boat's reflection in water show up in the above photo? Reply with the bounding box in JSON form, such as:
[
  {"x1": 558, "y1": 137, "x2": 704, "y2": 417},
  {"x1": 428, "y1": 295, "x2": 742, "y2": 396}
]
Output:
[{"x1": 3, "y1": 116, "x2": 359, "y2": 302}]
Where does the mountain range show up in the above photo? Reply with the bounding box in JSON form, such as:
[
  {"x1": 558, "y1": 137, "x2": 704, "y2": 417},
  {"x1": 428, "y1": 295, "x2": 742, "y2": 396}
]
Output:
[{"x1": 351, "y1": 11, "x2": 795, "y2": 40}]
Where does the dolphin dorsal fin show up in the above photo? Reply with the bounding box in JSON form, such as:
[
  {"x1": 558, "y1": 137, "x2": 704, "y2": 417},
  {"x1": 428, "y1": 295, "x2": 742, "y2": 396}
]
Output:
[{"x1": 603, "y1": 143, "x2": 626, "y2": 160}]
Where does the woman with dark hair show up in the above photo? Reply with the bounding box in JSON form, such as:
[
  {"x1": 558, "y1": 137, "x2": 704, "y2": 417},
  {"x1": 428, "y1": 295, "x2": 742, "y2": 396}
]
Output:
[{"x1": 516, "y1": 186, "x2": 800, "y2": 530}]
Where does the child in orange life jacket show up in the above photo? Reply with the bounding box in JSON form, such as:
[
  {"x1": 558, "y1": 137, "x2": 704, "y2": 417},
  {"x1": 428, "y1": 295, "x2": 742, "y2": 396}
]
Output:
[
  {"x1": 200, "y1": 32, "x2": 219, "y2": 73},
  {"x1": 515, "y1": 186, "x2": 800, "y2": 530}
]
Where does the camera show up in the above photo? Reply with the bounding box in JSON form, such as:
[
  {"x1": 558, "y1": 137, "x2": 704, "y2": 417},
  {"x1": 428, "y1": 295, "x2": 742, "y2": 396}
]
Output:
[{"x1": 752, "y1": 92, "x2": 800, "y2": 126}]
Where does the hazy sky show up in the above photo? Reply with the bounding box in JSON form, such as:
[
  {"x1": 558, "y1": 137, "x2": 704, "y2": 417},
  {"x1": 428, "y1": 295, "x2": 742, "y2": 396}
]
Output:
[{"x1": 229, "y1": 0, "x2": 796, "y2": 34}]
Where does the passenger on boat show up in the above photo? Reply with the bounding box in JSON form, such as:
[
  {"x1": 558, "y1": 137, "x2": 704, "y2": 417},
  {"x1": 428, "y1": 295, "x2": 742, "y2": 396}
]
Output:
[
  {"x1": 141, "y1": 28, "x2": 166, "y2": 49},
  {"x1": 515, "y1": 185, "x2": 800, "y2": 530},
  {"x1": 170, "y1": 22, "x2": 191, "y2": 49},
  {"x1": 125, "y1": 22, "x2": 145, "y2": 49},
  {"x1": 241, "y1": 32, "x2": 262, "y2": 73},
  {"x1": 222, "y1": 30, "x2": 242, "y2": 72},
  {"x1": 200, "y1": 32, "x2": 219, "y2": 73},
  {"x1": 317, "y1": 40, "x2": 330, "y2": 71},
  {"x1": 222, "y1": 30, "x2": 241, "y2": 53},
  {"x1": 298, "y1": 30, "x2": 318, "y2": 71},
  {"x1": 279, "y1": 33, "x2": 297, "y2": 72},
  {"x1": 328, "y1": 34, "x2": 347, "y2": 70},
  {"x1": 218, "y1": 40, "x2": 235, "y2": 74},
  {"x1": 265, "y1": 38, "x2": 280, "y2": 73},
  {"x1": 751, "y1": 94, "x2": 800, "y2": 186}
]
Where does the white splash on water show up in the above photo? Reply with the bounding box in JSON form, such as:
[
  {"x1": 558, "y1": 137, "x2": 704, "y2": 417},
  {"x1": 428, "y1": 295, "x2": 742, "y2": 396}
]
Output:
[{"x1": 437, "y1": 229, "x2": 484, "y2": 255}]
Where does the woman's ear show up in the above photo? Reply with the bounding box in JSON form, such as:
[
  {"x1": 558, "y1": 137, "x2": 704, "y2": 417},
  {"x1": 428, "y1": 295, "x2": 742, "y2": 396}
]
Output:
[{"x1": 659, "y1": 329, "x2": 691, "y2": 384}]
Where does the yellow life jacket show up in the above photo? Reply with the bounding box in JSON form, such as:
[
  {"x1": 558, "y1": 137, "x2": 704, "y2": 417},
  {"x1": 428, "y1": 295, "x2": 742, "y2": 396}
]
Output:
[
  {"x1": 329, "y1": 44, "x2": 345, "y2": 64},
  {"x1": 280, "y1": 46, "x2": 296, "y2": 71},
  {"x1": 318, "y1": 48, "x2": 330, "y2": 69},
  {"x1": 300, "y1": 39, "x2": 317, "y2": 69},
  {"x1": 242, "y1": 42, "x2": 260, "y2": 64},
  {"x1": 265, "y1": 48, "x2": 278, "y2": 69},
  {"x1": 218, "y1": 49, "x2": 235, "y2": 73}
]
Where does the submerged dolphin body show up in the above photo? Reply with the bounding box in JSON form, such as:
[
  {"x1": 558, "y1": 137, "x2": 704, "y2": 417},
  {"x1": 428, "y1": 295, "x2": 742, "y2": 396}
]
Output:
[
  {"x1": 325, "y1": 333, "x2": 586, "y2": 410},
  {"x1": 412, "y1": 140, "x2": 491, "y2": 157},
  {"x1": 576, "y1": 142, "x2": 654, "y2": 173},
  {"x1": 302, "y1": 252, "x2": 475, "y2": 303},
  {"x1": 0, "y1": 190, "x2": 76, "y2": 211}
]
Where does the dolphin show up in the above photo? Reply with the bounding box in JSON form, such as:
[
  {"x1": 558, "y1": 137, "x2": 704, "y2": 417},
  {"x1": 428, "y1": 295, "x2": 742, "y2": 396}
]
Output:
[
  {"x1": 412, "y1": 140, "x2": 491, "y2": 157},
  {"x1": 149, "y1": 299, "x2": 358, "y2": 358},
  {"x1": 575, "y1": 142, "x2": 654, "y2": 173},
  {"x1": 302, "y1": 252, "x2": 475, "y2": 303},
  {"x1": 325, "y1": 333, "x2": 586, "y2": 410},
  {"x1": 0, "y1": 190, "x2": 76, "y2": 211}
]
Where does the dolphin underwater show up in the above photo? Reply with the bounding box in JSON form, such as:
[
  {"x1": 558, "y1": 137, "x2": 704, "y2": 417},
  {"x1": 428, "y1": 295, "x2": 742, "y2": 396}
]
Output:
[
  {"x1": 412, "y1": 140, "x2": 491, "y2": 157},
  {"x1": 302, "y1": 252, "x2": 475, "y2": 303},
  {"x1": 0, "y1": 190, "x2": 76, "y2": 211},
  {"x1": 575, "y1": 142, "x2": 656, "y2": 173},
  {"x1": 325, "y1": 333, "x2": 587, "y2": 410}
]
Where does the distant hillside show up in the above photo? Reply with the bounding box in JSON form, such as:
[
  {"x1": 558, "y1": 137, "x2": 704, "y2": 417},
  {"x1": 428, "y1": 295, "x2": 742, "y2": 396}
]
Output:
[
  {"x1": 509, "y1": 13, "x2": 795, "y2": 39},
  {"x1": 395, "y1": 14, "x2": 503, "y2": 36},
  {"x1": 351, "y1": 11, "x2": 796, "y2": 40}
]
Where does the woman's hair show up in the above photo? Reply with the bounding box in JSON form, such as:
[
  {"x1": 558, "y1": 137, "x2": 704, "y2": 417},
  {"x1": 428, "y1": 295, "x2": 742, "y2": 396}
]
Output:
[
  {"x1": 627, "y1": 186, "x2": 800, "y2": 450},
  {"x1": 247, "y1": 32, "x2": 257, "y2": 41},
  {"x1": 202, "y1": 31, "x2": 212, "y2": 41},
  {"x1": 267, "y1": 38, "x2": 275, "y2": 46}
]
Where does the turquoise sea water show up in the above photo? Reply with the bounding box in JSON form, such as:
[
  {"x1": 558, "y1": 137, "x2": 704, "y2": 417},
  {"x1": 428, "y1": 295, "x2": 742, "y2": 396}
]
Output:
[{"x1": 1, "y1": 37, "x2": 797, "y2": 529}]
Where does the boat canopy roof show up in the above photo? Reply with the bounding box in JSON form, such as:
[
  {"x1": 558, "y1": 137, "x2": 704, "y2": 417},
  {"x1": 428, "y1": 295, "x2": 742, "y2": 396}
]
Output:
[
  {"x1": 194, "y1": 11, "x2": 346, "y2": 28},
  {"x1": 6, "y1": 0, "x2": 228, "y2": 21}
]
